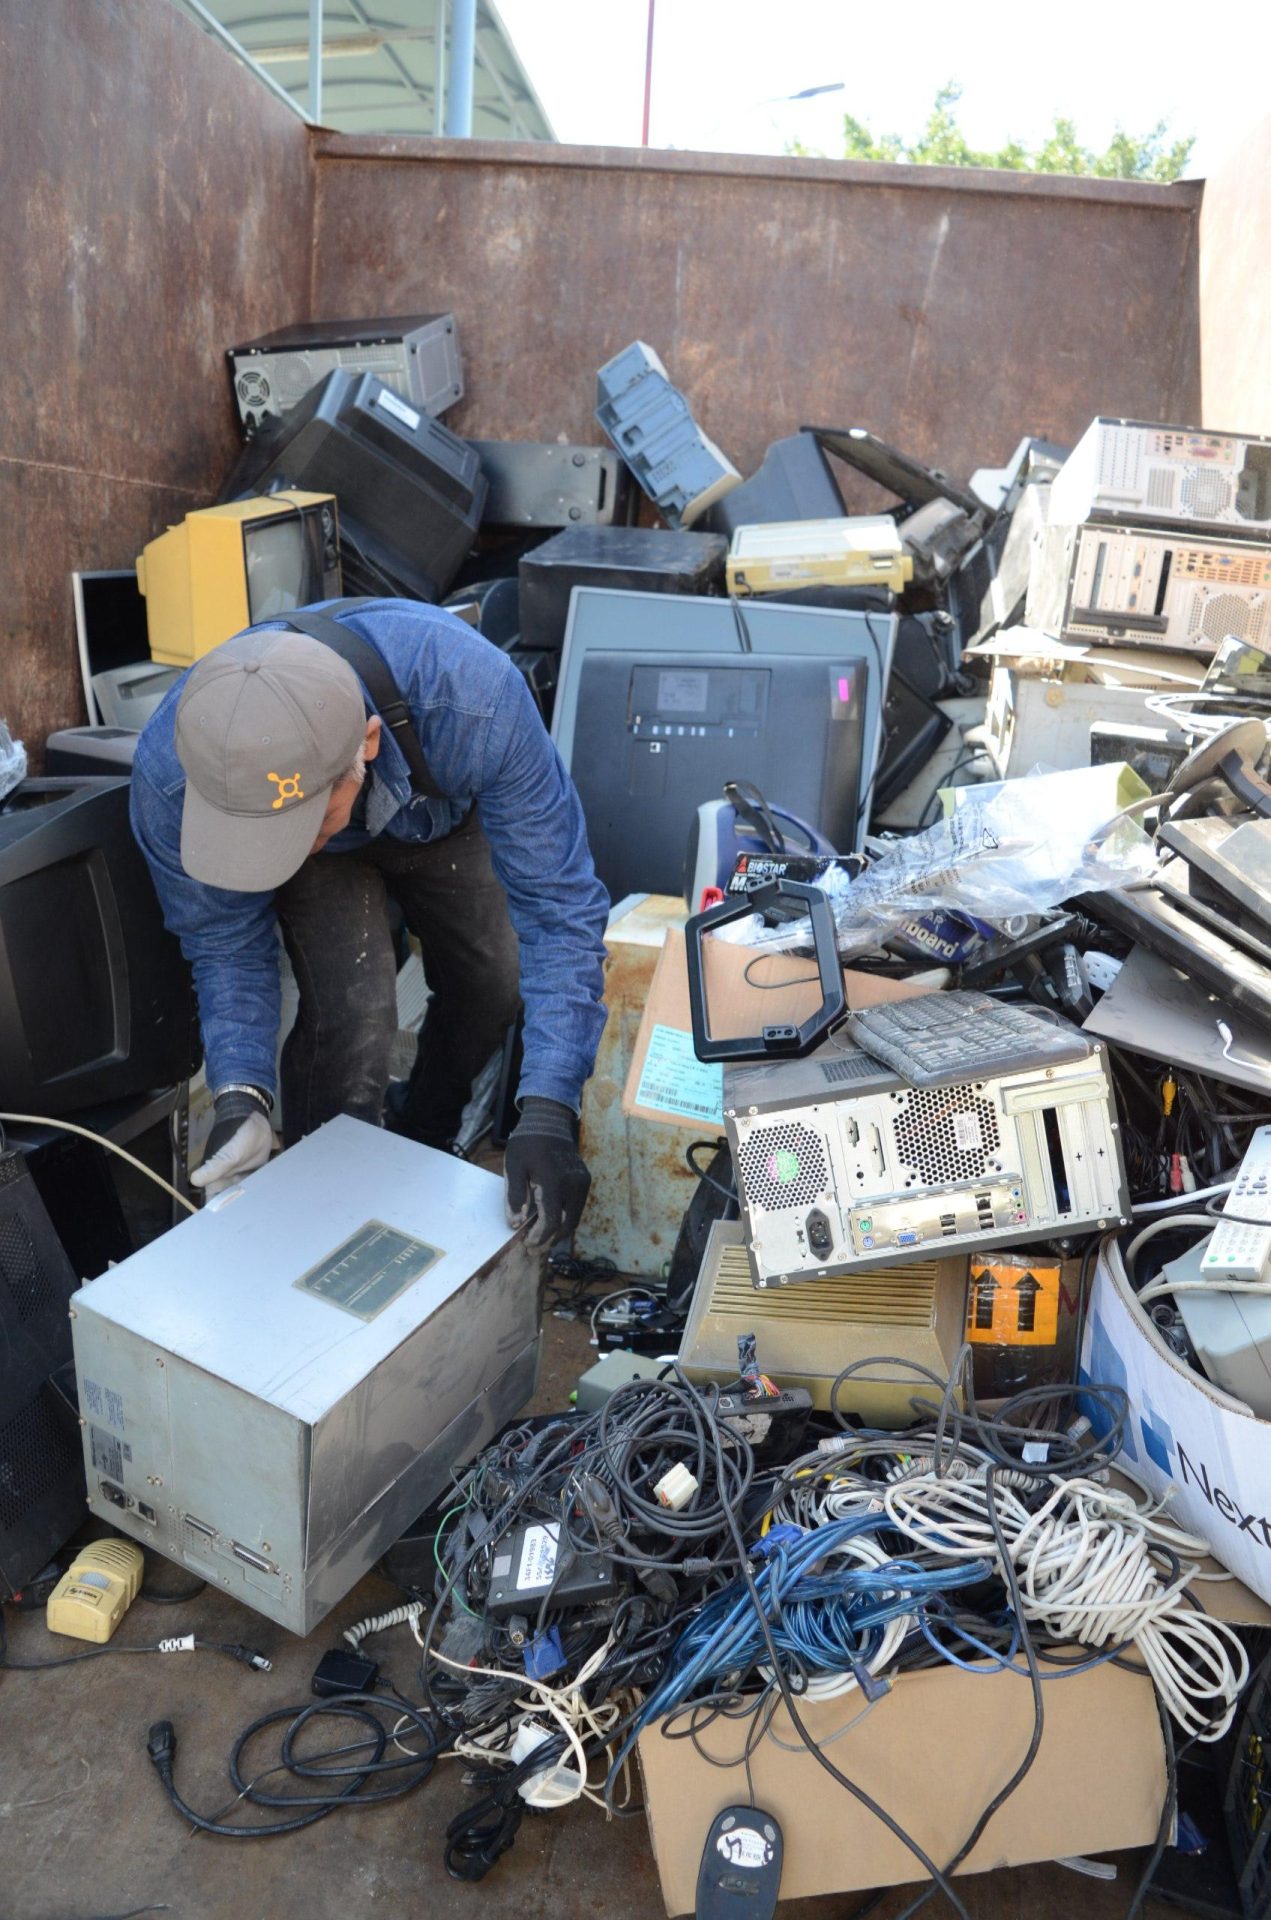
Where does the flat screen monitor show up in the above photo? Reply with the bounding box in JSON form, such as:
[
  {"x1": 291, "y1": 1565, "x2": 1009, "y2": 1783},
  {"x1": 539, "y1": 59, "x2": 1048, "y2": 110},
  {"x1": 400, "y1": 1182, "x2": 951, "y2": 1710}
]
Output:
[
  {"x1": 0, "y1": 779, "x2": 199, "y2": 1113},
  {"x1": 553, "y1": 588, "x2": 894, "y2": 901},
  {"x1": 137, "y1": 493, "x2": 341, "y2": 668}
]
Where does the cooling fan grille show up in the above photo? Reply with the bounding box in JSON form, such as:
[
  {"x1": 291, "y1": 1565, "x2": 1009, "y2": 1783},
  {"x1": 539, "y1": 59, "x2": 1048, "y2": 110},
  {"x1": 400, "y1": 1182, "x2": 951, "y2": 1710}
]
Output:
[
  {"x1": 892, "y1": 1085, "x2": 1000, "y2": 1183},
  {"x1": 738, "y1": 1122, "x2": 827, "y2": 1211}
]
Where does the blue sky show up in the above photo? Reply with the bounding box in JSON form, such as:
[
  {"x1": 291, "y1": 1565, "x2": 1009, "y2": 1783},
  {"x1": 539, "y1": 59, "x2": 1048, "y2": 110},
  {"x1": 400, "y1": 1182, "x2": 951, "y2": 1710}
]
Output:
[{"x1": 497, "y1": 0, "x2": 1268, "y2": 179}]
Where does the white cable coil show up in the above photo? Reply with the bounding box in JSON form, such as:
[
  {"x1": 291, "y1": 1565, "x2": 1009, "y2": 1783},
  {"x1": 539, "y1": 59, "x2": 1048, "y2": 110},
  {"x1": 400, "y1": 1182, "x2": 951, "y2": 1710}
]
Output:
[
  {"x1": 882, "y1": 1473, "x2": 1248, "y2": 1740},
  {"x1": 343, "y1": 1600, "x2": 425, "y2": 1650}
]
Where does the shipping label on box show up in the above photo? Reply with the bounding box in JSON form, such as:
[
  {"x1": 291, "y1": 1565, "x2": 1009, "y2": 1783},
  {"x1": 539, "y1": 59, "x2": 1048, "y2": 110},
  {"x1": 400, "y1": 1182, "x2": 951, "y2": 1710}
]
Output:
[{"x1": 1080, "y1": 1238, "x2": 1271, "y2": 1607}]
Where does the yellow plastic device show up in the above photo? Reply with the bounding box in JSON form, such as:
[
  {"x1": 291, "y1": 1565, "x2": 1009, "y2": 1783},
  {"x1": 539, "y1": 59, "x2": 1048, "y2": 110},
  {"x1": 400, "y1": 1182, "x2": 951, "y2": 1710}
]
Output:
[
  {"x1": 726, "y1": 515, "x2": 913, "y2": 597},
  {"x1": 137, "y1": 491, "x2": 341, "y2": 668},
  {"x1": 46, "y1": 1538, "x2": 145, "y2": 1644}
]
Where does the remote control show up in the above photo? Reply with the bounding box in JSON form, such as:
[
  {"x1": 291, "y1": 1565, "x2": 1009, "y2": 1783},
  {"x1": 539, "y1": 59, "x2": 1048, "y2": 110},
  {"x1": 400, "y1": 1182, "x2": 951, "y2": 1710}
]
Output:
[
  {"x1": 695, "y1": 1806, "x2": 783, "y2": 1920},
  {"x1": 1203, "y1": 1125, "x2": 1271, "y2": 1282}
]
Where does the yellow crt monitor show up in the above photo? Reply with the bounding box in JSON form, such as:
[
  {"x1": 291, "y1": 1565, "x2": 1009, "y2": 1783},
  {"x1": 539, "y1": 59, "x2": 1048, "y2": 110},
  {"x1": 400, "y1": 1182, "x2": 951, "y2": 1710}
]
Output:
[{"x1": 137, "y1": 492, "x2": 342, "y2": 668}]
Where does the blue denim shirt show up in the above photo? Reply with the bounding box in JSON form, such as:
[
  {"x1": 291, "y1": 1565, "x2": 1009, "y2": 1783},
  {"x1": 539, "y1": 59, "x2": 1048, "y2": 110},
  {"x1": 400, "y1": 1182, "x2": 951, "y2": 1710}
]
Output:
[{"x1": 130, "y1": 599, "x2": 610, "y2": 1112}]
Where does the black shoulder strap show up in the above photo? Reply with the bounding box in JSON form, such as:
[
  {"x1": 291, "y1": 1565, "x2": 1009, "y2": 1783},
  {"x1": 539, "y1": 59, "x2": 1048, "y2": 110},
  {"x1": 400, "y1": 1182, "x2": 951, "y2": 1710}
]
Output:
[{"x1": 273, "y1": 600, "x2": 445, "y2": 800}]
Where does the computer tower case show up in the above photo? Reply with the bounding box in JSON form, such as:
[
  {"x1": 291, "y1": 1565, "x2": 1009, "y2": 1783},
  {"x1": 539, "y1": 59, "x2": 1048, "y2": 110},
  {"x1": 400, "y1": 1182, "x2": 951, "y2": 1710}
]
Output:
[
  {"x1": 71, "y1": 1118, "x2": 541, "y2": 1635},
  {"x1": 700, "y1": 432, "x2": 845, "y2": 537},
  {"x1": 724, "y1": 1033, "x2": 1128, "y2": 1286},
  {"x1": 519, "y1": 526, "x2": 727, "y2": 652},
  {"x1": 0, "y1": 779, "x2": 199, "y2": 1113},
  {"x1": 471, "y1": 440, "x2": 635, "y2": 530},
  {"x1": 1048, "y1": 418, "x2": 1271, "y2": 540},
  {"x1": 225, "y1": 368, "x2": 486, "y2": 603},
  {"x1": 228, "y1": 313, "x2": 463, "y2": 434},
  {"x1": 0, "y1": 1151, "x2": 86, "y2": 1597},
  {"x1": 1026, "y1": 521, "x2": 1271, "y2": 655}
]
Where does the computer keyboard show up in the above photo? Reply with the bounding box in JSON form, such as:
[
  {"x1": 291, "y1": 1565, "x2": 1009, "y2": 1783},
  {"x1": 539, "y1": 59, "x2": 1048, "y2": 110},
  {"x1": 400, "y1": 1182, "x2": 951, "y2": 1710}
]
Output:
[{"x1": 847, "y1": 990, "x2": 1092, "y2": 1087}]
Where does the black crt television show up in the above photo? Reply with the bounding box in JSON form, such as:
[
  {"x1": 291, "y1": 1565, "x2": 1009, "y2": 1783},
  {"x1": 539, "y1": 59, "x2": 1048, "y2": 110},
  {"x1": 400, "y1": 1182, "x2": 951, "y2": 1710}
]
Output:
[
  {"x1": 223, "y1": 367, "x2": 486, "y2": 603},
  {"x1": 0, "y1": 780, "x2": 199, "y2": 1114}
]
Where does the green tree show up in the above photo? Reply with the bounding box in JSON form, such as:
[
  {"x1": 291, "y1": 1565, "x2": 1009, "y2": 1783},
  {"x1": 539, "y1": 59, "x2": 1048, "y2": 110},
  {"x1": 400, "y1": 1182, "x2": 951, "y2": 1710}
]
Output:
[{"x1": 803, "y1": 83, "x2": 1193, "y2": 182}]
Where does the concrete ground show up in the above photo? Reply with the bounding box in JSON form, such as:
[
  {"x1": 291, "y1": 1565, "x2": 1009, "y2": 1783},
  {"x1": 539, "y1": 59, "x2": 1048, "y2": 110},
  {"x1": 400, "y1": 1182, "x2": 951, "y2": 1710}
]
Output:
[{"x1": 2, "y1": 1311, "x2": 1177, "y2": 1920}]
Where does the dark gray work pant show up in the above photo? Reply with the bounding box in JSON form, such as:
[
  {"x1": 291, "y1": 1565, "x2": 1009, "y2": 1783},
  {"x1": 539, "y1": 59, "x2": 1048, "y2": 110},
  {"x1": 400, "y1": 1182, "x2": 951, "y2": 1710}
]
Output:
[{"x1": 273, "y1": 809, "x2": 520, "y2": 1150}]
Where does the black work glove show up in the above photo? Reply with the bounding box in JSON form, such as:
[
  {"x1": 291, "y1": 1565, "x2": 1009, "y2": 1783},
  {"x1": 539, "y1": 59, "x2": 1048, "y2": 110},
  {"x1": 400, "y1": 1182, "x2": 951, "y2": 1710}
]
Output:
[
  {"x1": 191, "y1": 1087, "x2": 274, "y2": 1200},
  {"x1": 503, "y1": 1097, "x2": 591, "y2": 1249}
]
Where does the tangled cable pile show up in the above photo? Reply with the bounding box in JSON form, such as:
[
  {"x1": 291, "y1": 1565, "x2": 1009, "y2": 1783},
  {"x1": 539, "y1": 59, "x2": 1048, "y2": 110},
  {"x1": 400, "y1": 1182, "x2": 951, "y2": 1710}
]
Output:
[{"x1": 136, "y1": 1355, "x2": 1254, "y2": 1909}]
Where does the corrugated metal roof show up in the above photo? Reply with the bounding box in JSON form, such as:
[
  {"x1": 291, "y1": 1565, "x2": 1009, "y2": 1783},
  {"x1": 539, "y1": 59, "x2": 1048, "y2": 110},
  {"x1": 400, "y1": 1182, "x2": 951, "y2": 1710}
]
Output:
[{"x1": 170, "y1": 0, "x2": 554, "y2": 140}]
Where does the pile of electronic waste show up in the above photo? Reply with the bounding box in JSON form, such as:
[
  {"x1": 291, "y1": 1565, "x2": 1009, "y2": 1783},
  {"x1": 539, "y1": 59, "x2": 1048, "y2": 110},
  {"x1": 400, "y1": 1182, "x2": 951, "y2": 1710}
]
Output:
[{"x1": 12, "y1": 307, "x2": 1271, "y2": 1918}]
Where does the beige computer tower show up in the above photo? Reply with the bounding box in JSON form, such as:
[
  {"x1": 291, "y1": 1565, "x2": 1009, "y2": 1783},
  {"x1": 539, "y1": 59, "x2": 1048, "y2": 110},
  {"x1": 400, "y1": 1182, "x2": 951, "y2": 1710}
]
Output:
[
  {"x1": 726, "y1": 517, "x2": 912, "y2": 597},
  {"x1": 678, "y1": 1222, "x2": 968, "y2": 1428}
]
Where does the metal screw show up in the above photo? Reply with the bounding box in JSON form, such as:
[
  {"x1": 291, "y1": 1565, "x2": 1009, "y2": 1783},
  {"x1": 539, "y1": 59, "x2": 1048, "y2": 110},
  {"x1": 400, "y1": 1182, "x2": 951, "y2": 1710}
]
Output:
[
  {"x1": 68, "y1": 1309, "x2": 77, "y2": 1320},
  {"x1": 78, "y1": 1417, "x2": 86, "y2": 1428},
  {"x1": 155, "y1": 1358, "x2": 165, "y2": 1367}
]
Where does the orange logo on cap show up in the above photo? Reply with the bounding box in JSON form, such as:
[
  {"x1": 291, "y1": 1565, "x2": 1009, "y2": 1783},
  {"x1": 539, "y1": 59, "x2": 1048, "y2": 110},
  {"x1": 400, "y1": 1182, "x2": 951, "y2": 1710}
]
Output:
[{"x1": 268, "y1": 771, "x2": 305, "y2": 809}]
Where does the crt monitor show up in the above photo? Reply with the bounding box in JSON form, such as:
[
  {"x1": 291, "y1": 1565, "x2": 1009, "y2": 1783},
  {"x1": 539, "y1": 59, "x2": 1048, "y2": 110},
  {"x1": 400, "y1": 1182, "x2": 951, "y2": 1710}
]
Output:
[
  {"x1": 137, "y1": 492, "x2": 342, "y2": 668},
  {"x1": 0, "y1": 779, "x2": 199, "y2": 1114},
  {"x1": 222, "y1": 367, "x2": 487, "y2": 604},
  {"x1": 552, "y1": 588, "x2": 895, "y2": 902}
]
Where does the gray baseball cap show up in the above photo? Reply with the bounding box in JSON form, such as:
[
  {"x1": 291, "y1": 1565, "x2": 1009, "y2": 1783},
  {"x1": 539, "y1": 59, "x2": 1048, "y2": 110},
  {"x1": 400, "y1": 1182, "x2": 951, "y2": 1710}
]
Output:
[{"x1": 174, "y1": 630, "x2": 368, "y2": 893}]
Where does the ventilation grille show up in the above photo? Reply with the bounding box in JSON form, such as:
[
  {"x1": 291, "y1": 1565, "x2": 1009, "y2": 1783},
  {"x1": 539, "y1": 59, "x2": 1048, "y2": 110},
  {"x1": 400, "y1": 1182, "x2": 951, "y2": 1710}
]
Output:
[
  {"x1": 892, "y1": 1087, "x2": 1000, "y2": 1182},
  {"x1": 1181, "y1": 470, "x2": 1233, "y2": 520},
  {"x1": 737, "y1": 1123, "x2": 827, "y2": 1211},
  {"x1": 1145, "y1": 467, "x2": 1177, "y2": 511},
  {"x1": 1175, "y1": 546, "x2": 1271, "y2": 587},
  {"x1": 0, "y1": 1387, "x2": 83, "y2": 1530},
  {"x1": 1098, "y1": 429, "x2": 1142, "y2": 493},
  {"x1": 707, "y1": 1242, "x2": 938, "y2": 1326},
  {"x1": 1189, "y1": 591, "x2": 1269, "y2": 646},
  {"x1": 0, "y1": 1212, "x2": 55, "y2": 1326},
  {"x1": 820, "y1": 1054, "x2": 879, "y2": 1085}
]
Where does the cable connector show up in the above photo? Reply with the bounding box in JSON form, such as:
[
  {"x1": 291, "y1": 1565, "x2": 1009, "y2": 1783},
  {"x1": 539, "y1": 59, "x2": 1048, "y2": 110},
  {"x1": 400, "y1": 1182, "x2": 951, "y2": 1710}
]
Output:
[
  {"x1": 224, "y1": 1643, "x2": 273, "y2": 1671},
  {"x1": 654, "y1": 1463, "x2": 698, "y2": 1511},
  {"x1": 157, "y1": 1635, "x2": 196, "y2": 1653},
  {"x1": 146, "y1": 1719, "x2": 176, "y2": 1776},
  {"x1": 817, "y1": 1434, "x2": 854, "y2": 1455}
]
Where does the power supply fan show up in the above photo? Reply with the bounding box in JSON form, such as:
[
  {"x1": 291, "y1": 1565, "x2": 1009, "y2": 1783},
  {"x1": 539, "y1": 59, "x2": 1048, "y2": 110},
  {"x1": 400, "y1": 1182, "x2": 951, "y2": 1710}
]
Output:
[{"x1": 737, "y1": 1123, "x2": 827, "y2": 1212}]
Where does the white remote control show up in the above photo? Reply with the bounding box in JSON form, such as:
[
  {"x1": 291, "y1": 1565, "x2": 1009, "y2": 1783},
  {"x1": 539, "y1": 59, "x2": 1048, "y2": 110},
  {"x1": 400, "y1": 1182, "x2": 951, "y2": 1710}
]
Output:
[{"x1": 1203, "y1": 1125, "x2": 1271, "y2": 1282}]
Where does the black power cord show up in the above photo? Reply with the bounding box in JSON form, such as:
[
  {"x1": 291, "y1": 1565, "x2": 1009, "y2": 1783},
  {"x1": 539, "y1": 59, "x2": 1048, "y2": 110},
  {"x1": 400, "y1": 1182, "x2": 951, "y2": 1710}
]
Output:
[
  {"x1": 0, "y1": 1609, "x2": 269, "y2": 1673},
  {"x1": 145, "y1": 1691, "x2": 446, "y2": 1838}
]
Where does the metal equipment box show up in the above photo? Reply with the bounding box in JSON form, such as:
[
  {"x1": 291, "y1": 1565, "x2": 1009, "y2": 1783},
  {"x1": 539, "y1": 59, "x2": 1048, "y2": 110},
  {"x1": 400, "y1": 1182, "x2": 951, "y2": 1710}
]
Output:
[
  {"x1": 228, "y1": 313, "x2": 463, "y2": 433},
  {"x1": 726, "y1": 516, "x2": 912, "y2": 597},
  {"x1": 678, "y1": 1221, "x2": 968, "y2": 1427},
  {"x1": 724, "y1": 1034, "x2": 1128, "y2": 1287},
  {"x1": 1026, "y1": 521, "x2": 1271, "y2": 655},
  {"x1": 1048, "y1": 418, "x2": 1271, "y2": 540},
  {"x1": 70, "y1": 1118, "x2": 540, "y2": 1635}
]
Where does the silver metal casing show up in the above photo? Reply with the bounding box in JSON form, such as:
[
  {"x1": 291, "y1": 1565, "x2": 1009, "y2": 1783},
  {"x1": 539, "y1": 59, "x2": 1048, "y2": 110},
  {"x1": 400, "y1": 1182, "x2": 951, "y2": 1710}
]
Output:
[
  {"x1": 70, "y1": 1117, "x2": 540, "y2": 1635},
  {"x1": 1047, "y1": 418, "x2": 1271, "y2": 540},
  {"x1": 724, "y1": 1038, "x2": 1129, "y2": 1288},
  {"x1": 228, "y1": 313, "x2": 463, "y2": 432},
  {"x1": 1026, "y1": 520, "x2": 1271, "y2": 655}
]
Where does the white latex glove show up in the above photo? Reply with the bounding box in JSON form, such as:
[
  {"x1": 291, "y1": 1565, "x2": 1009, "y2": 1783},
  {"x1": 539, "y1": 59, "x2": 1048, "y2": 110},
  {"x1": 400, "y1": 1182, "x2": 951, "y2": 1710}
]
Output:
[{"x1": 190, "y1": 1104, "x2": 275, "y2": 1200}]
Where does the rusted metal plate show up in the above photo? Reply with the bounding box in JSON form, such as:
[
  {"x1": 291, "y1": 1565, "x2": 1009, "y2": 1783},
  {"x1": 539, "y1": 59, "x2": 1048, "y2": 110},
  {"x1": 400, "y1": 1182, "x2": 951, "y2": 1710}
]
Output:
[
  {"x1": 312, "y1": 137, "x2": 1202, "y2": 497},
  {"x1": 0, "y1": 0, "x2": 313, "y2": 757}
]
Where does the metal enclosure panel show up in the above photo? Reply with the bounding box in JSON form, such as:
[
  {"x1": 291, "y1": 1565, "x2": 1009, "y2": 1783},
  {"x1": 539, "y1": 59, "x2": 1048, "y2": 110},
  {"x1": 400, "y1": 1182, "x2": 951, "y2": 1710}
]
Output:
[
  {"x1": 725, "y1": 1046, "x2": 1129, "y2": 1284},
  {"x1": 1048, "y1": 419, "x2": 1271, "y2": 539},
  {"x1": 71, "y1": 1119, "x2": 539, "y2": 1634},
  {"x1": 73, "y1": 1118, "x2": 515, "y2": 1421}
]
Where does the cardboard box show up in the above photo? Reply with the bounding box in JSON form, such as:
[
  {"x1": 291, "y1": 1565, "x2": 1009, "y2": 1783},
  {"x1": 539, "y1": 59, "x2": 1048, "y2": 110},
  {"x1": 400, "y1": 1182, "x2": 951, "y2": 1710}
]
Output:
[
  {"x1": 636, "y1": 1532, "x2": 1269, "y2": 1915},
  {"x1": 1081, "y1": 1236, "x2": 1271, "y2": 1609},
  {"x1": 579, "y1": 894, "x2": 699, "y2": 1274},
  {"x1": 638, "y1": 1656, "x2": 1165, "y2": 1913},
  {"x1": 622, "y1": 926, "x2": 931, "y2": 1131}
]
